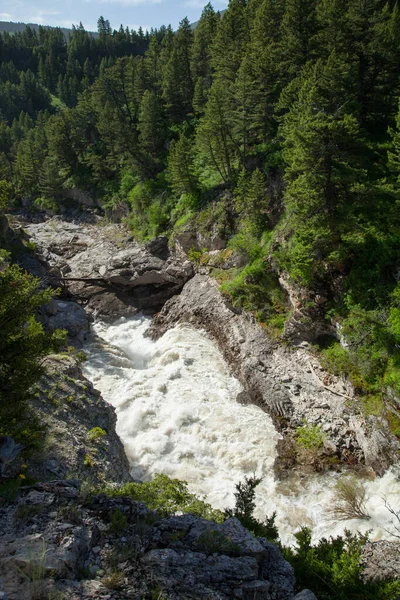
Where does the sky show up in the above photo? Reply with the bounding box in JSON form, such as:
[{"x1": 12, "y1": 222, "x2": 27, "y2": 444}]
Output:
[{"x1": 0, "y1": 0, "x2": 228, "y2": 33}]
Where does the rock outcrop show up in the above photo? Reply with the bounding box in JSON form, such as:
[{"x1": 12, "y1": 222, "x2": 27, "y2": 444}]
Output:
[
  {"x1": 148, "y1": 275, "x2": 400, "y2": 474},
  {"x1": 25, "y1": 355, "x2": 132, "y2": 485},
  {"x1": 0, "y1": 481, "x2": 302, "y2": 600},
  {"x1": 23, "y1": 217, "x2": 194, "y2": 320},
  {"x1": 361, "y1": 540, "x2": 400, "y2": 583}
]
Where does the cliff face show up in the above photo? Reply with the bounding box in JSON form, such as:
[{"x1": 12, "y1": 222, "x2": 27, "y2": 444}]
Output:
[
  {"x1": 0, "y1": 480, "x2": 303, "y2": 600},
  {"x1": 148, "y1": 275, "x2": 400, "y2": 475},
  {"x1": 23, "y1": 217, "x2": 194, "y2": 321}
]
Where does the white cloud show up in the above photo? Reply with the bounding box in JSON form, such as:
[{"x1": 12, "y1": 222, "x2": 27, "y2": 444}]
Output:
[
  {"x1": 183, "y1": 0, "x2": 226, "y2": 7},
  {"x1": 0, "y1": 12, "x2": 13, "y2": 20},
  {"x1": 86, "y1": 0, "x2": 162, "y2": 5},
  {"x1": 27, "y1": 10, "x2": 61, "y2": 24}
]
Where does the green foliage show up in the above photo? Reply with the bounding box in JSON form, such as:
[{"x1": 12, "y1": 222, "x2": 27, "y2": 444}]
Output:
[
  {"x1": 2, "y1": 0, "x2": 400, "y2": 443},
  {"x1": 104, "y1": 473, "x2": 224, "y2": 522},
  {"x1": 0, "y1": 179, "x2": 12, "y2": 211},
  {"x1": 196, "y1": 529, "x2": 240, "y2": 556},
  {"x1": 84, "y1": 453, "x2": 95, "y2": 468},
  {"x1": 221, "y1": 253, "x2": 288, "y2": 329},
  {"x1": 295, "y1": 423, "x2": 324, "y2": 451},
  {"x1": 283, "y1": 528, "x2": 400, "y2": 600},
  {"x1": 0, "y1": 261, "x2": 66, "y2": 449},
  {"x1": 226, "y1": 476, "x2": 279, "y2": 542},
  {"x1": 88, "y1": 427, "x2": 106, "y2": 442}
]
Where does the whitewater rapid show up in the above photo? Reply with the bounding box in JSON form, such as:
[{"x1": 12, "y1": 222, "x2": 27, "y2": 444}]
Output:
[{"x1": 83, "y1": 316, "x2": 400, "y2": 545}]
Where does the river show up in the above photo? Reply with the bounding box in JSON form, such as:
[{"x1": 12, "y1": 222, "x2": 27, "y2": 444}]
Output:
[{"x1": 83, "y1": 315, "x2": 400, "y2": 546}]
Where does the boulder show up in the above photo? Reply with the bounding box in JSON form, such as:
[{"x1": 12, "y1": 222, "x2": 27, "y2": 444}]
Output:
[{"x1": 23, "y1": 218, "x2": 194, "y2": 320}]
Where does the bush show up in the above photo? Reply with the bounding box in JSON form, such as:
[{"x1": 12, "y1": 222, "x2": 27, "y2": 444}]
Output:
[
  {"x1": 283, "y1": 528, "x2": 400, "y2": 600},
  {"x1": 88, "y1": 427, "x2": 106, "y2": 442},
  {"x1": 330, "y1": 476, "x2": 370, "y2": 521},
  {"x1": 225, "y1": 476, "x2": 279, "y2": 542},
  {"x1": 109, "y1": 508, "x2": 128, "y2": 533},
  {"x1": 221, "y1": 257, "x2": 287, "y2": 327},
  {"x1": 295, "y1": 423, "x2": 324, "y2": 451},
  {"x1": 104, "y1": 473, "x2": 224, "y2": 522},
  {"x1": 0, "y1": 261, "x2": 66, "y2": 449}
]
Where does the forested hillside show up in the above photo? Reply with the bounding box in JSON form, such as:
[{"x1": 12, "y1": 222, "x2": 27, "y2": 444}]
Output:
[{"x1": 1, "y1": 0, "x2": 400, "y2": 430}]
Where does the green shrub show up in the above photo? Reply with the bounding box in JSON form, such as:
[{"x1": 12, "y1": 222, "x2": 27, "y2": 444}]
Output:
[
  {"x1": 295, "y1": 423, "x2": 324, "y2": 451},
  {"x1": 220, "y1": 257, "x2": 287, "y2": 327},
  {"x1": 84, "y1": 453, "x2": 94, "y2": 468},
  {"x1": 197, "y1": 529, "x2": 240, "y2": 555},
  {"x1": 88, "y1": 427, "x2": 106, "y2": 442},
  {"x1": 225, "y1": 476, "x2": 279, "y2": 542},
  {"x1": 283, "y1": 528, "x2": 400, "y2": 600},
  {"x1": 104, "y1": 473, "x2": 224, "y2": 522}
]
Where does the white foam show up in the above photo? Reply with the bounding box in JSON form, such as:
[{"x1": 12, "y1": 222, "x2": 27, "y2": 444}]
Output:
[{"x1": 83, "y1": 316, "x2": 400, "y2": 545}]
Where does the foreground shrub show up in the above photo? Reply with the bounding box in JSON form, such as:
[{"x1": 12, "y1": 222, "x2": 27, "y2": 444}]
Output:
[{"x1": 105, "y1": 473, "x2": 224, "y2": 522}]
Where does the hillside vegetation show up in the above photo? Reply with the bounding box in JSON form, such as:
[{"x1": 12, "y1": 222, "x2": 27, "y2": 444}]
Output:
[{"x1": 1, "y1": 0, "x2": 400, "y2": 426}]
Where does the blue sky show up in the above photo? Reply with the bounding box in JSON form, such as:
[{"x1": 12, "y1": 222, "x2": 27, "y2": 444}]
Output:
[{"x1": 0, "y1": 0, "x2": 228, "y2": 33}]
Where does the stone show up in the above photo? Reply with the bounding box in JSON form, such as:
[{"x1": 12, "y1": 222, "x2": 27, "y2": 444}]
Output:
[
  {"x1": 293, "y1": 590, "x2": 318, "y2": 600},
  {"x1": 361, "y1": 540, "x2": 400, "y2": 582},
  {"x1": 24, "y1": 218, "x2": 194, "y2": 320},
  {"x1": 242, "y1": 580, "x2": 271, "y2": 599},
  {"x1": 219, "y1": 518, "x2": 268, "y2": 559}
]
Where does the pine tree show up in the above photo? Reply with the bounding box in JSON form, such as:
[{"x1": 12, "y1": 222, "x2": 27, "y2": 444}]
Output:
[
  {"x1": 138, "y1": 90, "x2": 166, "y2": 176},
  {"x1": 167, "y1": 134, "x2": 199, "y2": 197},
  {"x1": 162, "y1": 18, "x2": 194, "y2": 122},
  {"x1": 235, "y1": 167, "x2": 269, "y2": 234},
  {"x1": 388, "y1": 100, "x2": 400, "y2": 180},
  {"x1": 196, "y1": 80, "x2": 235, "y2": 183},
  {"x1": 278, "y1": 53, "x2": 365, "y2": 282},
  {"x1": 191, "y1": 3, "x2": 219, "y2": 85},
  {"x1": 278, "y1": 0, "x2": 318, "y2": 83},
  {"x1": 211, "y1": 0, "x2": 249, "y2": 84}
]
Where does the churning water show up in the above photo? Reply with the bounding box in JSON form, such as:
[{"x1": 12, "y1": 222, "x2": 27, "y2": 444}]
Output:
[{"x1": 83, "y1": 316, "x2": 400, "y2": 545}]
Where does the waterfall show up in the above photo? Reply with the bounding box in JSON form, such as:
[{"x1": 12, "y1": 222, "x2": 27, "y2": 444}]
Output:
[{"x1": 83, "y1": 315, "x2": 400, "y2": 545}]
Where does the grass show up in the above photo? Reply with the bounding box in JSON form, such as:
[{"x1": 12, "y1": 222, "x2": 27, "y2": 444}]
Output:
[
  {"x1": 103, "y1": 569, "x2": 125, "y2": 590},
  {"x1": 329, "y1": 476, "x2": 370, "y2": 522}
]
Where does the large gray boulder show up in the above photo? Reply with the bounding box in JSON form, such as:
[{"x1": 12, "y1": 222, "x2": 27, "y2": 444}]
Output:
[{"x1": 23, "y1": 218, "x2": 194, "y2": 320}]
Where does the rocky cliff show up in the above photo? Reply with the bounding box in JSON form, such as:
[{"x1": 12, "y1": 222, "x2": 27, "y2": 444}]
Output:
[
  {"x1": 148, "y1": 275, "x2": 400, "y2": 475},
  {"x1": 23, "y1": 217, "x2": 193, "y2": 321},
  {"x1": 0, "y1": 480, "x2": 313, "y2": 600}
]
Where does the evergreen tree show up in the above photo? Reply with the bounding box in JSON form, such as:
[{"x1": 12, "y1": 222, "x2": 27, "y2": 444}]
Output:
[
  {"x1": 211, "y1": 0, "x2": 249, "y2": 84},
  {"x1": 278, "y1": 0, "x2": 318, "y2": 82},
  {"x1": 191, "y1": 3, "x2": 219, "y2": 85},
  {"x1": 138, "y1": 90, "x2": 167, "y2": 176},
  {"x1": 278, "y1": 53, "x2": 365, "y2": 282},
  {"x1": 162, "y1": 18, "x2": 194, "y2": 122},
  {"x1": 167, "y1": 134, "x2": 199, "y2": 197},
  {"x1": 196, "y1": 80, "x2": 235, "y2": 183}
]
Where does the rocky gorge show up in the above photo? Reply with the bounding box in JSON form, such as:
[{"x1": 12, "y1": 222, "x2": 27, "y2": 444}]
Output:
[{"x1": 1, "y1": 212, "x2": 400, "y2": 599}]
